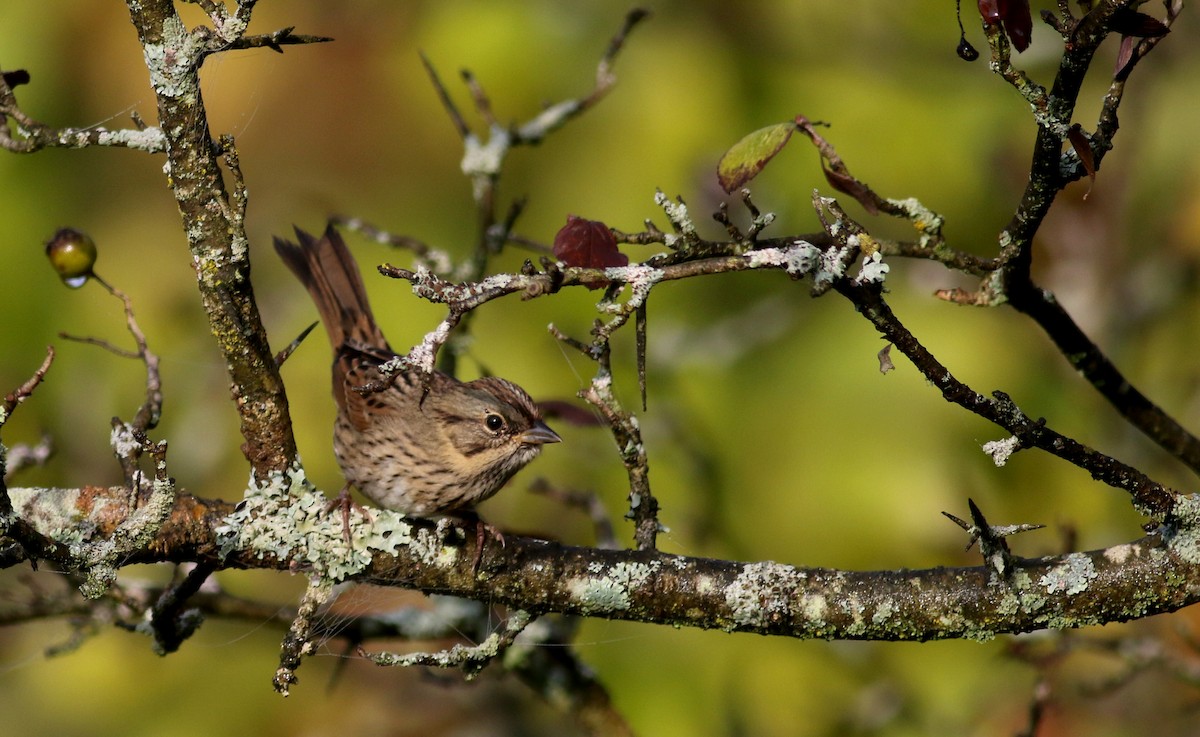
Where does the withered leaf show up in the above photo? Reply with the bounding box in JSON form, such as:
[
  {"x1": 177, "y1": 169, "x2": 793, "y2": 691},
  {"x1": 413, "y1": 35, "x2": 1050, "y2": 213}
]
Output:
[
  {"x1": 716, "y1": 121, "x2": 796, "y2": 193},
  {"x1": 1, "y1": 69, "x2": 30, "y2": 88},
  {"x1": 538, "y1": 399, "x2": 604, "y2": 427},
  {"x1": 1003, "y1": 0, "x2": 1032, "y2": 52},
  {"x1": 977, "y1": 0, "x2": 1032, "y2": 52},
  {"x1": 822, "y1": 165, "x2": 881, "y2": 216},
  {"x1": 1066, "y1": 124, "x2": 1096, "y2": 199},
  {"x1": 794, "y1": 115, "x2": 882, "y2": 215},
  {"x1": 977, "y1": 0, "x2": 1002, "y2": 22},
  {"x1": 553, "y1": 215, "x2": 628, "y2": 289},
  {"x1": 1114, "y1": 35, "x2": 1136, "y2": 78},
  {"x1": 1108, "y1": 8, "x2": 1170, "y2": 37},
  {"x1": 878, "y1": 343, "x2": 895, "y2": 374}
]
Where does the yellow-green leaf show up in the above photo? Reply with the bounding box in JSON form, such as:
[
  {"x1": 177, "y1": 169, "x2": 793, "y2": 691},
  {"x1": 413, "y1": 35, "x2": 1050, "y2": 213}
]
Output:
[{"x1": 716, "y1": 121, "x2": 795, "y2": 194}]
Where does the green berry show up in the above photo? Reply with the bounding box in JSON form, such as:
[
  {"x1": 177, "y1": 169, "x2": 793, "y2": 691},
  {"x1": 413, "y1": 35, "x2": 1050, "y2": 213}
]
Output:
[{"x1": 45, "y1": 227, "x2": 97, "y2": 288}]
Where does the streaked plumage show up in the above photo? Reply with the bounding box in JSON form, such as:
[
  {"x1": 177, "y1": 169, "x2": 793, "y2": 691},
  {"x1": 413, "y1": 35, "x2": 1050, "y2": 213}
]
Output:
[{"x1": 274, "y1": 224, "x2": 560, "y2": 515}]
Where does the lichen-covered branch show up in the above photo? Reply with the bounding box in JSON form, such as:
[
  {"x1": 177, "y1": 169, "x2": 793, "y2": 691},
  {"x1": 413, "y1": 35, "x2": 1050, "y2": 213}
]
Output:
[
  {"x1": 5, "y1": 484, "x2": 1200, "y2": 643},
  {"x1": 975, "y1": 0, "x2": 1200, "y2": 472},
  {"x1": 992, "y1": 1, "x2": 1133, "y2": 270},
  {"x1": 124, "y1": 1, "x2": 296, "y2": 478},
  {"x1": 0, "y1": 72, "x2": 167, "y2": 153}
]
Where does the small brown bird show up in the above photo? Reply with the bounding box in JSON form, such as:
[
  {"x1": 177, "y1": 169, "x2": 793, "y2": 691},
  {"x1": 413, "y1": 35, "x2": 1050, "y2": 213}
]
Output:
[{"x1": 274, "y1": 223, "x2": 560, "y2": 525}]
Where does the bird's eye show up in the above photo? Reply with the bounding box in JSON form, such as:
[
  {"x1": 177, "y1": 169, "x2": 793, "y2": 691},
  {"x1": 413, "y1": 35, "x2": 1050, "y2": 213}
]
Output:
[{"x1": 484, "y1": 413, "x2": 506, "y2": 433}]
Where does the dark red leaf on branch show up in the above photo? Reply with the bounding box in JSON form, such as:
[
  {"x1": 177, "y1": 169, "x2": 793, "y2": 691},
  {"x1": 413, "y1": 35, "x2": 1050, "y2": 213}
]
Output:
[
  {"x1": 822, "y1": 166, "x2": 880, "y2": 216},
  {"x1": 1003, "y1": 0, "x2": 1032, "y2": 51},
  {"x1": 553, "y1": 215, "x2": 627, "y2": 289},
  {"x1": 977, "y1": 0, "x2": 1004, "y2": 23},
  {"x1": 1107, "y1": 9, "x2": 1170, "y2": 37},
  {"x1": 1066, "y1": 124, "x2": 1096, "y2": 199},
  {"x1": 977, "y1": 0, "x2": 1032, "y2": 52},
  {"x1": 1114, "y1": 35, "x2": 1136, "y2": 78},
  {"x1": 538, "y1": 399, "x2": 605, "y2": 427},
  {"x1": 1, "y1": 69, "x2": 30, "y2": 88},
  {"x1": 794, "y1": 115, "x2": 881, "y2": 216}
]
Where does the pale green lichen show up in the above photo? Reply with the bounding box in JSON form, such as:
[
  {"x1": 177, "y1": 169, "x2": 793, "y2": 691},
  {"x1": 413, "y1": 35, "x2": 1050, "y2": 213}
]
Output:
[
  {"x1": 517, "y1": 99, "x2": 582, "y2": 141},
  {"x1": 601, "y1": 265, "x2": 663, "y2": 311},
  {"x1": 884, "y1": 196, "x2": 945, "y2": 251},
  {"x1": 5, "y1": 476, "x2": 176, "y2": 599},
  {"x1": 8, "y1": 486, "x2": 102, "y2": 544},
  {"x1": 1165, "y1": 494, "x2": 1200, "y2": 564},
  {"x1": 653, "y1": 190, "x2": 697, "y2": 241},
  {"x1": 1038, "y1": 552, "x2": 1096, "y2": 595},
  {"x1": 566, "y1": 561, "x2": 656, "y2": 615},
  {"x1": 871, "y1": 597, "x2": 896, "y2": 624},
  {"x1": 852, "y1": 250, "x2": 890, "y2": 285},
  {"x1": 996, "y1": 589, "x2": 1022, "y2": 617},
  {"x1": 77, "y1": 469, "x2": 178, "y2": 599},
  {"x1": 110, "y1": 423, "x2": 142, "y2": 459},
  {"x1": 141, "y1": 14, "x2": 202, "y2": 100},
  {"x1": 1103, "y1": 542, "x2": 1139, "y2": 565},
  {"x1": 843, "y1": 594, "x2": 867, "y2": 637},
  {"x1": 724, "y1": 561, "x2": 800, "y2": 629},
  {"x1": 746, "y1": 241, "x2": 819, "y2": 277},
  {"x1": 963, "y1": 627, "x2": 998, "y2": 642},
  {"x1": 800, "y1": 593, "x2": 828, "y2": 625},
  {"x1": 215, "y1": 463, "x2": 416, "y2": 582},
  {"x1": 813, "y1": 245, "x2": 852, "y2": 288},
  {"x1": 981, "y1": 435, "x2": 1021, "y2": 467},
  {"x1": 85, "y1": 127, "x2": 167, "y2": 153},
  {"x1": 461, "y1": 125, "x2": 510, "y2": 181},
  {"x1": 568, "y1": 577, "x2": 630, "y2": 613}
]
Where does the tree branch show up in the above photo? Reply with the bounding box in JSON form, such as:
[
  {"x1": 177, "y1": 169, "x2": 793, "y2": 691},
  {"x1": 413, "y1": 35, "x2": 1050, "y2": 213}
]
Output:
[
  {"x1": 5, "y1": 484, "x2": 1199, "y2": 643},
  {"x1": 124, "y1": 2, "x2": 296, "y2": 479}
]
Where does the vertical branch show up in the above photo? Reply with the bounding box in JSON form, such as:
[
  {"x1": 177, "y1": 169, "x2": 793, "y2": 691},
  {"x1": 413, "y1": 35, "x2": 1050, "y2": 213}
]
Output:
[
  {"x1": 992, "y1": 0, "x2": 1129, "y2": 277},
  {"x1": 553, "y1": 325, "x2": 659, "y2": 551},
  {"x1": 124, "y1": 1, "x2": 295, "y2": 479}
]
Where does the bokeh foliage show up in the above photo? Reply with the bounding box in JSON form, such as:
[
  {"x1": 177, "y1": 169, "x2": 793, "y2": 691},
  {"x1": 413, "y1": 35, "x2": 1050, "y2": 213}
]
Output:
[{"x1": 3, "y1": 2, "x2": 1200, "y2": 735}]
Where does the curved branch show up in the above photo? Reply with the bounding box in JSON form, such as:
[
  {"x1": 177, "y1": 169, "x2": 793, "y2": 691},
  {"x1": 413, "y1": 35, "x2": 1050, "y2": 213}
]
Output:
[
  {"x1": 837, "y1": 279, "x2": 1179, "y2": 518},
  {"x1": 6, "y1": 485, "x2": 1200, "y2": 643},
  {"x1": 1006, "y1": 283, "x2": 1200, "y2": 474}
]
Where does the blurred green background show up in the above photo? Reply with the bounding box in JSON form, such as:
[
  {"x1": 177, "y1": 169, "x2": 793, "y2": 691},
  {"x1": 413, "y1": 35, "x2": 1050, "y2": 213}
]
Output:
[{"x1": 3, "y1": 2, "x2": 1200, "y2": 736}]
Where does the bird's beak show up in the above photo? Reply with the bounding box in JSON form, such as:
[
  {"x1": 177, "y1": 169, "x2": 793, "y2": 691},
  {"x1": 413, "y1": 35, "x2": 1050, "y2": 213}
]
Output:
[{"x1": 520, "y1": 420, "x2": 562, "y2": 445}]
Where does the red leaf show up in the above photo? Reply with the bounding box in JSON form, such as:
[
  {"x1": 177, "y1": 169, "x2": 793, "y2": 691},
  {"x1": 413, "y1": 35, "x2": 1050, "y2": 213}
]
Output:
[
  {"x1": 537, "y1": 399, "x2": 604, "y2": 427},
  {"x1": 1108, "y1": 9, "x2": 1170, "y2": 37},
  {"x1": 822, "y1": 165, "x2": 880, "y2": 216},
  {"x1": 795, "y1": 115, "x2": 882, "y2": 215},
  {"x1": 978, "y1": 0, "x2": 1032, "y2": 52},
  {"x1": 1114, "y1": 35, "x2": 1136, "y2": 78},
  {"x1": 1066, "y1": 124, "x2": 1096, "y2": 199},
  {"x1": 553, "y1": 215, "x2": 628, "y2": 289},
  {"x1": 1, "y1": 69, "x2": 30, "y2": 88},
  {"x1": 977, "y1": 0, "x2": 1004, "y2": 23},
  {"x1": 1003, "y1": 0, "x2": 1032, "y2": 51}
]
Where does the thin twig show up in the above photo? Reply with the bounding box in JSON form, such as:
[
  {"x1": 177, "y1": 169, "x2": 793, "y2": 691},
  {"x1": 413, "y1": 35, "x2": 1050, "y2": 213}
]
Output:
[{"x1": 1, "y1": 346, "x2": 55, "y2": 422}]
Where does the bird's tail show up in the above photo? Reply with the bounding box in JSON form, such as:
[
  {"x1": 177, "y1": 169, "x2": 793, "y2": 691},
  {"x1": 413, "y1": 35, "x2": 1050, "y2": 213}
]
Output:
[{"x1": 273, "y1": 223, "x2": 390, "y2": 354}]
